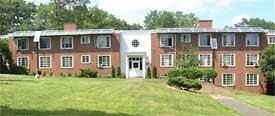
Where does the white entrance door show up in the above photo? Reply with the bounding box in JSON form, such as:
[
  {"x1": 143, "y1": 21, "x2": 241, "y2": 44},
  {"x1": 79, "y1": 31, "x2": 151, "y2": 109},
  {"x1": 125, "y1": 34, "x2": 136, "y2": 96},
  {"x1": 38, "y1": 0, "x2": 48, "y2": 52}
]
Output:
[{"x1": 128, "y1": 57, "x2": 143, "y2": 78}]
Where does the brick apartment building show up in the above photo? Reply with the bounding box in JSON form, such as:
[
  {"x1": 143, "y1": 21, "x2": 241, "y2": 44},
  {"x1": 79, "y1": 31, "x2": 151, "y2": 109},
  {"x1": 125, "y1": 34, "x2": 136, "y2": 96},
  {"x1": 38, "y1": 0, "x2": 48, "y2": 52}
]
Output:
[{"x1": 8, "y1": 20, "x2": 275, "y2": 94}]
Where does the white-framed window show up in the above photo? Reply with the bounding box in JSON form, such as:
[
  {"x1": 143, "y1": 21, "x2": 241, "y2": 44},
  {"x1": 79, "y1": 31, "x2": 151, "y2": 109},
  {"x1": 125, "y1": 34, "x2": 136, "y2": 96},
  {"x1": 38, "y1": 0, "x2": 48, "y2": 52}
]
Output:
[
  {"x1": 81, "y1": 36, "x2": 90, "y2": 44},
  {"x1": 39, "y1": 37, "x2": 51, "y2": 50},
  {"x1": 246, "y1": 73, "x2": 259, "y2": 86},
  {"x1": 221, "y1": 54, "x2": 235, "y2": 67},
  {"x1": 160, "y1": 34, "x2": 173, "y2": 47},
  {"x1": 97, "y1": 55, "x2": 111, "y2": 68},
  {"x1": 39, "y1": 56, "x2": 51, "y2": 69},
  {"x1": 16, "y1": 38, "x2": 29, "y2": 50},
  {"x1": 181, "y1": 34, "x2": 191, "y2": 43},
  {"x1": 199, "y1": 34, "x2": 211, "y2": 47},
  {"x1": 96, "y1": 35, "x2": 111, "y2": 48},
  {"x1": 160, "y1": 54, "x2": 174, "y2": 67},
  {"x1": 222, "y1": 73, "x2": 235, "y2": 86},
  {"x1": 17, "y1": 56, "x2": 29, "y2": 68},
  {"x1": 222, "y1": 34, "x2": 235, "y2": 47},
  {"x1": 246, "y1": 54, "x2": 259, "y2": 66},
  {"x1": 246, "y1": 33, "x2": 259, "y2": 47},
  {"x1": 268, "y1": 36, "x2": 275, "y2": 44},
  {"x1": 81, "y1": 55, "x2": 90, "y2": 64},
  {"x1": 60, "y1": 36, "x2": 73, "y2": 49},
  {"x1": 198, "y1": 54, "x2": 212, "y2": 67},
  {"x1": 61, "y1": 55, "x2": 73, "y2": 68}
]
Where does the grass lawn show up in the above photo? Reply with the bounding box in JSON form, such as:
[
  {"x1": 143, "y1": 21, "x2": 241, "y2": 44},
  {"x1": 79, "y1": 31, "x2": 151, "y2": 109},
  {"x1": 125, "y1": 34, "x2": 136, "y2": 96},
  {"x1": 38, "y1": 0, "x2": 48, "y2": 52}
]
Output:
[
  {"x1": 232, "y1": 90, "x2": 275, "y2": 114},
  {"x1": 0, "y1": 74, "x2": 239, "y2": 116}
]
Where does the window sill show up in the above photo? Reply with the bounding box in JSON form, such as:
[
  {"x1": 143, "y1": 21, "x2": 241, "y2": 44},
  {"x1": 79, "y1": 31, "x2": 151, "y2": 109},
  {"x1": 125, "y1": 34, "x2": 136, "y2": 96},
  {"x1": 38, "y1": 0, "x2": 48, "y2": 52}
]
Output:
[
  {"x1": 246, "y1": 45, "x2": 259, "y2": 47},
  {"x1": 245, "y1": 85, "x2": 259, "y2": 87}
]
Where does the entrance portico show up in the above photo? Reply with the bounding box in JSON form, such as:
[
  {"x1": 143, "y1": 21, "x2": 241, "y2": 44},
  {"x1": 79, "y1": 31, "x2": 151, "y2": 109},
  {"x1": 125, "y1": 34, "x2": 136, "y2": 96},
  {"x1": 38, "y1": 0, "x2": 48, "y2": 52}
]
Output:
[
  {"x1": 125, "y1": 52, "x2": 146, "y2": 78},
  {"x1": 119, "y1": 30, "x2": 152, "y2": 79}
]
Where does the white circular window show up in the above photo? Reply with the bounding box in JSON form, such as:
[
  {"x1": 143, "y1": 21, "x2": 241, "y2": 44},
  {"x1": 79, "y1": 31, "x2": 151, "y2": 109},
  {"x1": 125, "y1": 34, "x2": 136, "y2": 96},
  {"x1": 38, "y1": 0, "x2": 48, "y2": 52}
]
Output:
[{"x1": 132, "y1": 40, "x2": 139, "y2": 47}]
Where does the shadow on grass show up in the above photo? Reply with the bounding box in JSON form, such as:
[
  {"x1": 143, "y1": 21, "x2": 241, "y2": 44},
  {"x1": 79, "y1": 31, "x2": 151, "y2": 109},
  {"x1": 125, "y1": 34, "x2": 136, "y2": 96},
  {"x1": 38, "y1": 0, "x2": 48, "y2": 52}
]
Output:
[{"x1": 0, "y1": 106, "x2": 137, "y2": 116}]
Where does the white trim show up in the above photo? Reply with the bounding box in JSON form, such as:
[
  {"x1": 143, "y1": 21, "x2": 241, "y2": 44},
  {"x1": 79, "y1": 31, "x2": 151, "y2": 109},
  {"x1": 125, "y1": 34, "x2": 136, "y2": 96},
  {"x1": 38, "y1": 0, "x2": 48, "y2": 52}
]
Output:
[
  {"x1": 97, "y1": 55, "x2": 112, "y2": 68},
  {"x1": 159, "y1": 34, "x2": 174, "y2": 47},
  {"x1": 222, "y1": 33, "x2": 235, "y2": 47},
  {"x1": 245, "y1": 53, "x2": 259, "y2": 67},
  {"x1": 245, "y1": 73, "x2": 259, "y2": 86},
  {"x1": 221, "y1": 73, "x2": 235, "y2": 86},
  {"x1": 39, "y1": 37, "x2": 51, "y2": 50},
  {"x1": 198, "y1": 54, "x2": 212, "y2": 67},
  {"x1": 16, "y1": 38, "x2": 29, "y2": 50},
  {"x1": 198, "y1": 34, "x2": 211, "y2": 47},
  {"x1": 96, "y1": 35, "x2": 111, "y2": 48},
  {"x1": 39, "y1": 56, "x2": 52, "y2": 69},
  {"x1": 160, "y1": 54, "x2": 174, "y2": 67},
  {"x1": 246, "y1": 33, "x2": 259, "y2": 47},
  {"x1": 60, "y1": 55, "x2": 74, "y2": 68},
  {"x1": 268, "y1": 36, "x2": 275, "y2": 44},
  {"x1": 60, "y1": 36, "x2": 74, "y2": 49},
  {"x1": 80, "y1": 35, "x2": 90, "y2": 44},
  {"x1": 81, "y1": 55, "x2": 91, "y2": 64},
  {"x1": 181, "y1": 34, "x2": 191, "y2": 43},
  {"x1": 221, "y1": 54, "x2": 235, "y2": 67},
  {"x1": 16, "y1": 56, "x2": 29, "y2": 69}
]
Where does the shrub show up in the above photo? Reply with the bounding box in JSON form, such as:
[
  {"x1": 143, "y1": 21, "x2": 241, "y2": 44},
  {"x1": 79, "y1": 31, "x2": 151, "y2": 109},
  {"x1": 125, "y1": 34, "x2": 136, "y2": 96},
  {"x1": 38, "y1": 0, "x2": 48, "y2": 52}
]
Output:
[
  {"x1": 181, "y1": 67, "x2": 203, "y2": 79},
  {"x1": 167, "y1": 69, "x2": 182, "y2": 77},
  {"x1": 167, "y1": 76, "x2": 202, "y2": 90},
  {"x1": 145, "y1": 67, "x2": 151, "y2": 79},
  {"x1": 60, "y1": 72, "x2": 65, "y2": 77},
  {"x1": 49, "y1": 72, "x2": 53, "y2": 76},
  {"x1": 111, "y1": 66, "x2": 116, "y2": 78},
  {"x1": 79, "y1": 69, "x2": 97, "y2": 78},
  {"x1": 117, "y1": 67, "x2": 121, "y2": 77},
  {"x1": 202, "y1": 68, "x2": 217, "y2": 82},
  {"x1": 13, "y1": 66, "x2": 28, "y2": 75},
  {"x1": 67, "y1": 73, "x2": 72, "y2": 77},
  {"x1": 152, "y1": 66, "x2": 157, "y2": 79},
  {"x1": 29, "y1": 71, "x2": 36, "y2": 76},
  {"x1": 42, "y1": 71, "x2": 47, "y2": 76}
]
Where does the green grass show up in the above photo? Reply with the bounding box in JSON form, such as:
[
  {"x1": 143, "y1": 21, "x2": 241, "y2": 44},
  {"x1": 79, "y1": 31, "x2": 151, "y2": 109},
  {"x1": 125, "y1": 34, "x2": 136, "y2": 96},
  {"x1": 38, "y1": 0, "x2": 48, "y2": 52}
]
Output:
[
  {"x1": 0, "y1": 74, "x2": 239, "y2": 116},
  {"x1": 232, "y1": 90, "x2": 275, "y2": 114}
]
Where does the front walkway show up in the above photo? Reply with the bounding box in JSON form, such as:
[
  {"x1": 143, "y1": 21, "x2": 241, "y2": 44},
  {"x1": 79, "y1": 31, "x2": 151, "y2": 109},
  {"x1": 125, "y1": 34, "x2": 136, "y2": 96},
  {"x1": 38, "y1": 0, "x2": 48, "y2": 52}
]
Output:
[{"x1": 200, "y1": 83, "x2": 274, "y2": 116}]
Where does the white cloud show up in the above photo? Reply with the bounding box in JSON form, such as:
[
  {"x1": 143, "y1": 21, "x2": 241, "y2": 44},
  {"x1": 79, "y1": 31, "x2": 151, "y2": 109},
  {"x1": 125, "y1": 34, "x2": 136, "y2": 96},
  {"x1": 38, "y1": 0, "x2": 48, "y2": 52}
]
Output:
[{"x1": 232, "y1": 14, "x2": 250, "y2": 24}]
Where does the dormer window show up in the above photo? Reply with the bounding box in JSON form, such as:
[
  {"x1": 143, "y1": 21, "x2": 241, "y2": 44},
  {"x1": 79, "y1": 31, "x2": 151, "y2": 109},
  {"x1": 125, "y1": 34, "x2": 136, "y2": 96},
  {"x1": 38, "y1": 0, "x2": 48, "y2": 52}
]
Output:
[
  {"x1": 60, "y1": 36, "x2": 73, "y2": 49},
  {"x1": 96, "y1": 35, "x2": 111, "y2": 48},
  {"x1": 160, "y1": 34, "x2": 173, "y2": 47},
  {"x1": 246, "y1": 34, "x2": 259, "y2": 47},
  {"x1": 39, "y1": 37, "x2": 51, "y2": 50},
  {"x1": 16, "y1": 38, "x2": 29, "y2": 50},
  {"x1": 199, "y1": 34, "x2": 211, "y2": 47}
]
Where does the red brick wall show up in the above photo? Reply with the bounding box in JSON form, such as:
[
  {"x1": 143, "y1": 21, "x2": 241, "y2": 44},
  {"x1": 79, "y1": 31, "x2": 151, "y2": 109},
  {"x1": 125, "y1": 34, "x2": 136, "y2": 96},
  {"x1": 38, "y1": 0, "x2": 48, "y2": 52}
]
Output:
[
  {"x1": 9, "y1": 34, "x2": 120, "y2": 76},
  {"x1": 151, "y1": 32, "x2": 268, "y2": 94}
]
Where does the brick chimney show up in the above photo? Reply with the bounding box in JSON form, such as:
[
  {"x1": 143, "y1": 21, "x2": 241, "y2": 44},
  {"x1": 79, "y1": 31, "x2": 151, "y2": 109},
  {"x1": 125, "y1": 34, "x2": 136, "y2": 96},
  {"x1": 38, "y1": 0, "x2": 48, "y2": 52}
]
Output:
[
  {"x1": 196, "y1": 20, "x2": 212, "y2": 28},
  {"x1": 64, "y1": 22, "x2": 80, "y2": 31}
]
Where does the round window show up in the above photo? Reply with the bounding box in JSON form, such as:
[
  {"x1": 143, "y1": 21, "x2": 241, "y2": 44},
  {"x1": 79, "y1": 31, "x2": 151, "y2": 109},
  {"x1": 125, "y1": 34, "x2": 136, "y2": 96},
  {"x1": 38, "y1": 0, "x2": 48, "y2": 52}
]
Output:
[{"x1": 132, "y1": 40, "x2": 139, "y2": 47}]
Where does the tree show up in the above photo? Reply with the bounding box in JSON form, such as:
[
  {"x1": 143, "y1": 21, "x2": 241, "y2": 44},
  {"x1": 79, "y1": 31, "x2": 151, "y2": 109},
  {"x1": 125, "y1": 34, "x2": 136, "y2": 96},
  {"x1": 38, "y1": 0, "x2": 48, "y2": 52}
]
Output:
[
  {"x1": 152, "y1": 66, "x2": 157, "y2": 79},
  {"x1": 111, "y1": 66, "x2": 116, "y2": 78},
  {"x1": 145, "y1": 67, "x2": 151, "y2": 79},
  {"x1": 175, "y1": 43, "x2": 200, "y2": 68},
  {"x1": 235, "y1": 18, "x2": 275, "y2": 30},
  {"x1": 0, "y1": 39, "x2": 12, "y2": 73},
  {"x1": 259, "y1": 45, "x2": 275, "y2": 82},
  {"x1": 0, "y1": 0, "x2": 37, "y2": 34},
  {"x1": 202, "y1": 68, "x2": 217, "y2": 83},
  {"x1": 144, "y1": 10, "x2": 198, "y2": 29}
]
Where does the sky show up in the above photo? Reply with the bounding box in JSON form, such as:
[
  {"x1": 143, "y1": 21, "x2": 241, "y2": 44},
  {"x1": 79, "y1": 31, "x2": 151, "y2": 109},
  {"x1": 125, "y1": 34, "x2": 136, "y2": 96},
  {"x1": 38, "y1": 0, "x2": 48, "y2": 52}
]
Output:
[{"x1": 25, "y1": 0, "x2": 275, "y2": 28}]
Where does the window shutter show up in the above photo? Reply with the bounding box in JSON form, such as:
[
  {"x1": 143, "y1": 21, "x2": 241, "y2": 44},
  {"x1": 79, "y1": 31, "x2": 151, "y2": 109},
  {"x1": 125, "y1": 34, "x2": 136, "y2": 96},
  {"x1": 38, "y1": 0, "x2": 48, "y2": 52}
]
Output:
[
  {"x1": 96, "y1": 56, "x2": 99, "y2": 67},
  {"x1": 173, "y1": 34, "x2": 176, "y2": 48},
  {"x1": 220, "y1": 54, "x2": 223, "y2": 66}
]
